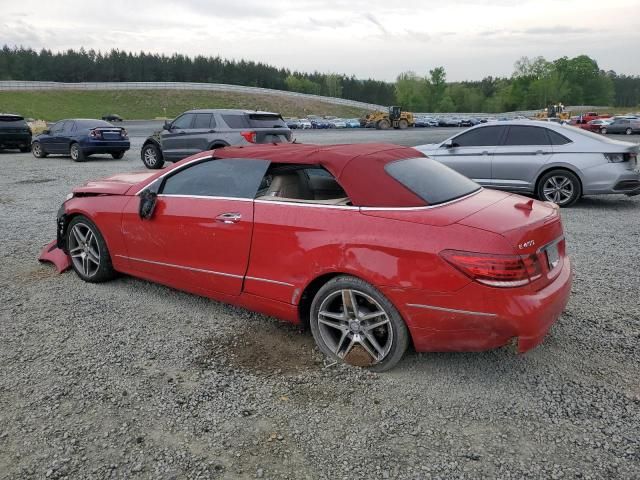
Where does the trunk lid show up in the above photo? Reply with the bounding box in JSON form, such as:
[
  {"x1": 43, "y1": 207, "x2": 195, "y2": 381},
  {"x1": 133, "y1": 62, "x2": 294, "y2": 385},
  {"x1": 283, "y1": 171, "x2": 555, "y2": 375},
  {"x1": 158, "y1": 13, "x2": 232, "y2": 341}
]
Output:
[{"x1": 73, "y1": 171, "x2": 157, "y2": 196}]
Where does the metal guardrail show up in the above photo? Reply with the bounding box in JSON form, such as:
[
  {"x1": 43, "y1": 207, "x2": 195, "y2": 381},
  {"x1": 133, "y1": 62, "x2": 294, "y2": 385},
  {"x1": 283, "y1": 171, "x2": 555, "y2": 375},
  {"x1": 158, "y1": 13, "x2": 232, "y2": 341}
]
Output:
[{"x1": 0, "y1": 81, "x2": 385, "y2": 111}]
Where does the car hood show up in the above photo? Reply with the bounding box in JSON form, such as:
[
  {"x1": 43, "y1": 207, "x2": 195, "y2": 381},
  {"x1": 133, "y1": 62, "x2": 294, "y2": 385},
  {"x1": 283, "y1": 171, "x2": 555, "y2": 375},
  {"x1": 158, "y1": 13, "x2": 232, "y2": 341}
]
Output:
[{"x1": 73, "y1": 171, "x2": 157, "y2": 195}]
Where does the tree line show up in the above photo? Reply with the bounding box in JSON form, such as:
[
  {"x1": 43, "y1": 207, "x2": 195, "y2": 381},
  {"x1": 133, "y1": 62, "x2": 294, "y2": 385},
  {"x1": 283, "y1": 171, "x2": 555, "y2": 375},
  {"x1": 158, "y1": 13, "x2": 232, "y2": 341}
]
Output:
[
  {"x1": 0, "y1": 46, "x2": 396, "y2": 106},
  {"x1": 0, "y1": 46, "x2": 638, "y2": 112},
  {"x1": 395, "y1": 55, "x2": 640, "y2": 112}
]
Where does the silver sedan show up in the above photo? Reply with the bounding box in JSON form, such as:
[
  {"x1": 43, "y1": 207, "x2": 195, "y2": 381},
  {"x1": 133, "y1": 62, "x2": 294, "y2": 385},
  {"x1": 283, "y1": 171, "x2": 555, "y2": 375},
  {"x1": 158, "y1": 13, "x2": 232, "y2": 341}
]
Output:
[{"x1": 414, "y1": 120, "x2": 640, "y2": 206}]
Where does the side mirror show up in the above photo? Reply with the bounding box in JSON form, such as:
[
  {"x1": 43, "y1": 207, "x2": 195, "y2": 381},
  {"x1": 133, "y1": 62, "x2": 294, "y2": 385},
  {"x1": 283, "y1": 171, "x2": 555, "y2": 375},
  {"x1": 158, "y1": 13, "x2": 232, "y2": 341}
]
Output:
[
  {"x1": 163, "y1": 121, "x2": 172, "y2": 131},
  {"x1": 42, "y1": 129, "x2": 50, "y2": 135},
  {"x1": 443, "y1": 139, "x2": 457, "y2": 149},
  {"x1": 139, "y1": 189, "x2": 158, "y2": 220}
]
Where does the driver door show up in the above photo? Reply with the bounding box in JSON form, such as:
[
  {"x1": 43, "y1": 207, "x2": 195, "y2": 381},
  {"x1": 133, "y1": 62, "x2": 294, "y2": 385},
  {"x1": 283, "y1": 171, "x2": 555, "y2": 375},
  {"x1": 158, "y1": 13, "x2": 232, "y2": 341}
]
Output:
[
  {"x1": 161, "y1": 113, "x2": 195, "y2": 162},
  {"x1": 121, "y1": 157, "x2": 270, "y2": 296}
]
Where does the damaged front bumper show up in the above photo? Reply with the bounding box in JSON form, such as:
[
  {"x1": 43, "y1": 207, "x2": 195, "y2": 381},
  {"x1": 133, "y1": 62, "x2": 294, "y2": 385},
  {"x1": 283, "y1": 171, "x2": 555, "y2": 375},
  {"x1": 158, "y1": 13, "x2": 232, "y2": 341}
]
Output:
[{"x1": 38, "y1": 203, "x2": 71, "y2": 273}]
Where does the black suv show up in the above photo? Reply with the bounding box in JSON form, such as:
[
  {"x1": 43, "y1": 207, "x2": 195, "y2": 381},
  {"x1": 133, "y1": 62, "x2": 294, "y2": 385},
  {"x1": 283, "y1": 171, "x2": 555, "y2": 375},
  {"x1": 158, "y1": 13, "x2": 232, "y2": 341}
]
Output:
[
  {"x1": 0, "y1": 114, "x2": 32, "y2": 152},
  {"x1": 140, "y1": 109, "x2": 292, "y2": 169}
]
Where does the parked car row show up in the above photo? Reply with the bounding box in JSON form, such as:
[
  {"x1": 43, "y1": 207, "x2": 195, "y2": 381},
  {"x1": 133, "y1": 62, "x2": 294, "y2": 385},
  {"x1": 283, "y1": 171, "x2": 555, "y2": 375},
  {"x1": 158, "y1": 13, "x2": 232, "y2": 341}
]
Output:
[{"x1": 285, "y1": 117, "x2": 361, "y2": 129}]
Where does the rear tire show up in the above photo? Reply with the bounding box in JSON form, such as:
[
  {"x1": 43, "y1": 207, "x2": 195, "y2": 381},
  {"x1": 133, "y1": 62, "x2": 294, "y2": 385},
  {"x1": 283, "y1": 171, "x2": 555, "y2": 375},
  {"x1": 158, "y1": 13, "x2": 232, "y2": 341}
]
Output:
[
  {"x1": 309, "y1": 276, "x2": 409, "y2": 372},
  {"x1": 66, "y1": 215, "x2": 116, "y2": 283},
  {"x1": 141, "y1": 143, "x2": 164, "y2": 169},
  {"x1": 19, "y1": 146, "x2": 30, "y2": 153},
  {"x1": 32, "y1": 141, "x2": 47, "y2": 158},
  {"x1": 70, "y1": 143, "x2": 85, "y2": 162},
  {"x1": 111, "y1": 151, "x2": 125, "y2": 159},
  {"x1": 398, "y1": 119, "x2": 409, "y2": 130},
  {"x1": 625, "y1": 128, "x2": 632, "y2": 135},
  {"x1": 600, "y1": 127, "x2": 607, "y2": 135},
  {"x1": 536, "y1": 170, "x2": 582, "y2": 207}
]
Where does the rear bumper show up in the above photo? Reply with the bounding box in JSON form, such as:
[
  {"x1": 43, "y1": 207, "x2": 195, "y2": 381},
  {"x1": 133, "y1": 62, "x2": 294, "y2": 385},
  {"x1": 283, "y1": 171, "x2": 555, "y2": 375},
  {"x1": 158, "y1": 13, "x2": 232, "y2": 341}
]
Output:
[
  {"x1": 0, "y1": 133, "x2": 31, "y2": 147},
  {"x1": 384, "y1": 257, "x2": 572, "y2": 353},
  {"x1": 582, "y1": 162, "x2": 640, "y2": 195},
  {"x1": 80, "y1": 139, "x2": 130, "y2": 153}
]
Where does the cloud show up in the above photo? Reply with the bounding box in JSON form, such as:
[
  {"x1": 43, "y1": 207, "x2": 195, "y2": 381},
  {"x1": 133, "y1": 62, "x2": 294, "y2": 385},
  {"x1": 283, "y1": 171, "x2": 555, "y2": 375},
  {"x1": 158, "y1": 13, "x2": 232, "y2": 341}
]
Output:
[
  {"x1": 308, "y1": 17, "x2": 346, "y2": 29},
  {"x1": 363, "y1": 13, "x2": 388, "y2": 35}
]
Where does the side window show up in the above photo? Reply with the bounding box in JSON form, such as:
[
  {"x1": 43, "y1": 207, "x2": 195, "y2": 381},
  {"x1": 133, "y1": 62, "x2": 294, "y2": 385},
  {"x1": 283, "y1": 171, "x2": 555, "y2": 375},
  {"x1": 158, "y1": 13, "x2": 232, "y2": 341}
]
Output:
[
  {"x1": 547, "y1": 130, "x2": 571, "y2": 145},
  {"x1": 222, "y1": 115, "x2": 250, "y2": 129},
  {"x1": 256, "y1": 164, "x2": 349, "y2": 204},
  {"x1": 63, "y1": 121, "x2": 75, "y2": 133},
  {"x1": 503, "y1": 126, "x2": 550, "y2": 146},
  {"x1": 193, "y1": 113, "x2": 213, "y2": 129},
  {"x1": 210, "y1": 115, "x2": 217, "y2": 129},
  {"x1": 451, "y1": 126, "x2": 504, "y2": 147},
  {"x1": 49, "y1": 121, "x2": 65, "y2": 134},
  {"x1": 171, "y1": 114, "x2": 195, "y2": 130},
  {"x1": 161, "y1": 158, "x2": 269, "y2": 198}
]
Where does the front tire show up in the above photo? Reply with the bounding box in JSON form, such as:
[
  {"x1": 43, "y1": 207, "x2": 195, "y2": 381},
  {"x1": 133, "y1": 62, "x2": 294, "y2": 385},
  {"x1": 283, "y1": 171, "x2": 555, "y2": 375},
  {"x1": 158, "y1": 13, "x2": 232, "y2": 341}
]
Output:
[
  {"x1": 66, "y1": 216, "x2": 116, "y2": 283},
  {"x1": 600, "y1": 127, "x2": 607, "y2": 135},
  {"x1": 625, "y1": 128, "x2": 632, "y2": 135},
  {"x1": 376, "y1": 119, "x2": 391, "y2": 130},
  {"x1": 397, "y1": 119, "x2": 409, "y2": 130},
  {"x1": 537, "y1": 170, "x2": 582, "y2": 207},
  {"x1": 111, "y1": 151, "x2": 125, "y2": 159},
  {"x1": 141, "y1": 143, "x2": 164, "y2": 169},
  {"x1": 70, "y1": 143, "x2": 85, "y2": 162},
  {"x1": 32, "y1": 141, "x2": 47, "y2": 158},
  {"x1": 310, "y1": 276, "x2": 409, "y2": 372}
]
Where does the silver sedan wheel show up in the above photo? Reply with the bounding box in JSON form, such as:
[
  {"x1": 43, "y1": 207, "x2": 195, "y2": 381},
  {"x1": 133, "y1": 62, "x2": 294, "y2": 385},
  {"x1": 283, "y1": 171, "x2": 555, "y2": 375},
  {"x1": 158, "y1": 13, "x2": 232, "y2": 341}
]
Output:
[
  {"x1": 317, "y1": 289, "x2": 393, "y2": 366},
  {"x1": 68, "y1": 223, "x2": 101, "y2": 277},
  {"x1": 542, "y1": 176, "x2": 574, "y2": 205},
  {"x1": 32, "y1": 143, "x2": 42, "y2": 156}
]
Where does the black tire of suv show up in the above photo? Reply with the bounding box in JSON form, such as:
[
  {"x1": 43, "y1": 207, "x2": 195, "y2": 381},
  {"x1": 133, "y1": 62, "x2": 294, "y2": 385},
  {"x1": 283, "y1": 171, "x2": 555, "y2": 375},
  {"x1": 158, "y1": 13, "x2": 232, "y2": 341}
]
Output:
[
  {"x1": 111, "y1": 151, "x2": 125, "y2": 160},
  {"x1": 141, "y1": 143, "x2": 164, "y2": 169},
  {"x1": 19, "y1": 146, "x2": 30, "y2": 153}
]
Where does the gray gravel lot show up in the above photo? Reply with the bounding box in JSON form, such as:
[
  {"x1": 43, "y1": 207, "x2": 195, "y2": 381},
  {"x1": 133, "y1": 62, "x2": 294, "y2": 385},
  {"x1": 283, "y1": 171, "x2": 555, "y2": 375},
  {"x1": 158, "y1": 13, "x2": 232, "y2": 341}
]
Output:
[{"x1": 1, "y1": 130, "x2": 639, "y2": 479}]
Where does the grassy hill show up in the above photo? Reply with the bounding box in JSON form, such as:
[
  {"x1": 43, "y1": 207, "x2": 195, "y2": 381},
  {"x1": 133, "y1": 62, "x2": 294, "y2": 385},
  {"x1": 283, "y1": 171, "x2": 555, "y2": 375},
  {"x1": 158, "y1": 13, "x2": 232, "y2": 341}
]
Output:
[{"x1": 0, "y1": 89, "x2": 370, "y2": 121}]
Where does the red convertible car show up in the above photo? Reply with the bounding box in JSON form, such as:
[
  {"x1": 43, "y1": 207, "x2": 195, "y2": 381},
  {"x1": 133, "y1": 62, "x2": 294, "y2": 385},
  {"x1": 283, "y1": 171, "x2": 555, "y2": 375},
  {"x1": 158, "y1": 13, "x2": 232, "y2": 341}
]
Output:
[{"x1": 40, "y1": 143, "x2": 572, "y2": 371}]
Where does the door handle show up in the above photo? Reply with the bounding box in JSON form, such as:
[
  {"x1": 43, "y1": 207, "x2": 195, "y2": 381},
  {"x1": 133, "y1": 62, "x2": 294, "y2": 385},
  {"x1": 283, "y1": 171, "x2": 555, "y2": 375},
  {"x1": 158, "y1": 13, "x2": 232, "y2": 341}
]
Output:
[
  {"x1": 535, "y1": 150, "x2": 550, "y2": 155},
  {"x1": 178, "y1": 131, "x2": 186, "y2": 135},
  {"x1": 215, "y1": 212, "x2": 242, "y2": 224}
]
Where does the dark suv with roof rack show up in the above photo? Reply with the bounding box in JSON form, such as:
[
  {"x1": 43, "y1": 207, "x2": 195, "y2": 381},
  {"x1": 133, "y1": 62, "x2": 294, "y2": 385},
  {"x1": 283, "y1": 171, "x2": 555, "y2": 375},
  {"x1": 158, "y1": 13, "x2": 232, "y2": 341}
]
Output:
[
  {"x1": 0, "y1": 114, "x2": 32, "y2": 152},
  {"x1": 140, "y1": 109, "x2": 292, "y2": 169}
]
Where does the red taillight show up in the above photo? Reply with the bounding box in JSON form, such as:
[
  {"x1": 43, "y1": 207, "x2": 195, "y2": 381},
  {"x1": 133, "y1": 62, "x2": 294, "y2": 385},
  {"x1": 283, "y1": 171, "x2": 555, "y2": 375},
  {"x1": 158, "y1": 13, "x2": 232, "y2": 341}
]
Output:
[
  {"x1": 241, "y1": 131, "x2": 256, "y2": 143},
  {"x1": 89, "y1": 129, "x2": 97, "y2": 138},
  {"x1": 440, "y1": 250, "x2": 542, "y2": 288}
]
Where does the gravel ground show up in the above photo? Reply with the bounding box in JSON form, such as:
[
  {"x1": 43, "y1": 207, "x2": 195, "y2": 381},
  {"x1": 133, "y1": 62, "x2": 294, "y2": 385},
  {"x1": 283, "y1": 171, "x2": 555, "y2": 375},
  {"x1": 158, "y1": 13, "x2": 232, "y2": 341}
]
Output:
[{"x1": 1, "y1": 130, "x2": 639, "y2": 479}]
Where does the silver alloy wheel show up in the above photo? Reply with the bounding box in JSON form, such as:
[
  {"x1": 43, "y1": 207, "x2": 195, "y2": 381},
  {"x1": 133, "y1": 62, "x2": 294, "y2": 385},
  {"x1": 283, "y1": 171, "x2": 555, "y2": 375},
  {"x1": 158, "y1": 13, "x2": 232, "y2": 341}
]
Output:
[
  {"x1": 32, "y1": 143, "x2": 41, "y2": 156},
  {"x1": 317, "y1": 289, "x2": 393, "y2": 365},
  {"x1": 626, "y1": 128, "x2": 632, "y2": 135},
  {"x1": 143, "y1": 146, "x2": 157, "y2": 166},
  {"x1": 70, "y1": 144, "x2": 79, "y2": 160},
  {"x1": 68, "y1": 223, "x2": 101, "y2": 277},
  {"x1": 543, "y1": 175, "x2": 574, "y2": 205}
]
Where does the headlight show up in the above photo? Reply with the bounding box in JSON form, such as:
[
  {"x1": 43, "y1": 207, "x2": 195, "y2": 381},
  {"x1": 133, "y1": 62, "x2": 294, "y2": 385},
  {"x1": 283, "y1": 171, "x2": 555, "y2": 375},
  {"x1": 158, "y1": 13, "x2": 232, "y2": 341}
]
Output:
[{"x1": 65, "y1": 192, "x2": 74, "y2": 201}]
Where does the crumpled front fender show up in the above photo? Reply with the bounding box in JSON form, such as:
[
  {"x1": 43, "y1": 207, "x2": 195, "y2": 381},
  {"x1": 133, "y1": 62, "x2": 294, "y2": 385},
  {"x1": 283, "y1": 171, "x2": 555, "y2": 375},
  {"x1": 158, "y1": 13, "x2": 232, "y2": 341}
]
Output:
[{"x1": 38, "y1": 239, "x2": 71, "y2": 273}]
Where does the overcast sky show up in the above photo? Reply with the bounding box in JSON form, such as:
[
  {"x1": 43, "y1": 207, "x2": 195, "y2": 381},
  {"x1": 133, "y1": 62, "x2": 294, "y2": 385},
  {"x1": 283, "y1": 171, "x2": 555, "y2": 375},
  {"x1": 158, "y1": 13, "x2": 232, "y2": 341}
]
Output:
[{"x1": 2, "y1": 0, "x2": 639, "y2": 81}]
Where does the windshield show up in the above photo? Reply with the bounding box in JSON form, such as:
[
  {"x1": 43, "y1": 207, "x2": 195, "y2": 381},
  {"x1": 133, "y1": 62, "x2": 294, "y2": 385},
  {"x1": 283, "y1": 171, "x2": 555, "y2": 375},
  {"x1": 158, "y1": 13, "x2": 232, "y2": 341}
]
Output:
[{"x1": 385, "y1": 157, "x2": 481, "y2": 205}]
